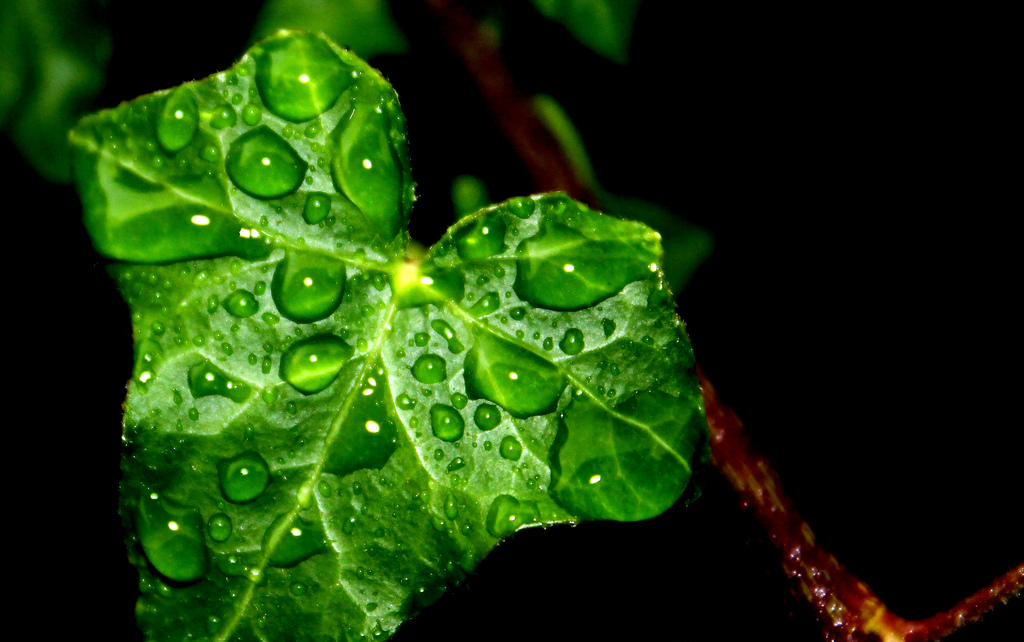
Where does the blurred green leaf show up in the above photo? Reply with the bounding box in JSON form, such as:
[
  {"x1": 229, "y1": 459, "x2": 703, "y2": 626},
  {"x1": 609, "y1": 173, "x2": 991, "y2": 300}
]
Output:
[
  {"x1": 532, "y1": 0, "x2": 642, "y2": 64},
  {"x1": 252, "y1": 0, "x2": 409, "y2": 60},
  {"x1": 451, "y1": 174, "x2": 490, "y2": 220},
  {"x1": 0, "y1": 0, "x2": 110, "y2": 183}
]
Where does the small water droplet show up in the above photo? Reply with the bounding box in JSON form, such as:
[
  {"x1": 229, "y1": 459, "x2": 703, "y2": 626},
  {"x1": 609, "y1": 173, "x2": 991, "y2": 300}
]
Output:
[
  {"x1": 157, "y1": 88, "x2": 198, "y2": 153},
  {"x1": 271, "y1": 251, "x2": 346, "y2": 323},
  {"x1": 263, "y1": 513, "x2": 328, "y2": 567},
  {"x1": 218, "y1": 451, "x2": 271, "y2": 503},
  {"x1": 396, "y1": 393, "x2": 417, "y2": 410},
  {"x1": 430, "y1": 404, "x2": 464, "y2": 442},
  {"x1": 207, "y1": 513, "x2": 232, "y2": 542},
  {"x1": 453, "y1": 210, "x2": 506, "y2": 259},
  {"x1": 242, "y1": 103, "x2": 263, "y2": 126},
  {"x1": 187, "y1": 360, "x2": 251, "y2": 402},
  {"x1": 289, "y1": 582, "x2": 308, "y2": 596},
  {"x1": 226, "y1": 126, "x2": 307, "y2": 199},
  {"x1": 559, "y1": 328, "x2": 585, "y2": 355},
  {"x1": 429, "y1": 319, "x2": 465, "y2": 353},
  {"x1": 209, "y1": 104, "x2": 238, "y2": 129},
  {"x1": 223, "y1": 289, "x2": 259, "y2": 317},
  {"x1": 602, "y1": 318, "x2": 616, "y2": 338},
  {"x1": 303, "y1": 192, "x2": 332, "y2": 225},
  {"x1": 450, "y1": 392, "x2": 468, "y2": 409},
  {"x1": 467, "y1": 291, "x2": 500, "y2": 317},
  {"x1": 136, "y1": 490, "x2": 208, "y2": 581},
  {"x1": 499, "y1": 436, "x2": 522, "y2": 461},
  {"x1": 279, "y1": 334, "x2": 353, "y2": 394},
  {"x1": 473, "y1": 404, "x2": 501, "y2": 430}
]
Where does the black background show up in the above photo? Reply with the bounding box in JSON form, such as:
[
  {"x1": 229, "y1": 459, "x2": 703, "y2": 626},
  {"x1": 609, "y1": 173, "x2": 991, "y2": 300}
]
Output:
[{"x1": 10, "y1": 2, "x2": 1020, "y2": 640}]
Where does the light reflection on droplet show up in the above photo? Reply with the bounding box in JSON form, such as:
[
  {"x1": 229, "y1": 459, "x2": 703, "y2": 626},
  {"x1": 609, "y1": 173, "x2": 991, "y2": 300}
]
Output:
[
  {"x1": 365, "y1": 420, "x2": 380, "y2": 433},
  {"x1": 191, "y1": 215, "x2": 211, "y2": 226},
  {"x1": 589, "y1": 474, "x2": 601, "y2": 484},
  {"x1": 563, "y1": 264, "x2": 575, "y2": 272}
]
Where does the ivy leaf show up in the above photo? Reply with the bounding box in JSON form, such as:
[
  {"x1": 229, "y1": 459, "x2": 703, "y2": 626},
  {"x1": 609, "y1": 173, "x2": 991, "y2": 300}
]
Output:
[{"x1": 71, "y1": 31, "x2": 707, "y2": 641}]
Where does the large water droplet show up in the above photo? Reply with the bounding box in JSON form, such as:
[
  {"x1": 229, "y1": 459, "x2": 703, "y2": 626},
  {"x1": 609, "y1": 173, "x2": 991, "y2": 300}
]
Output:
[
  {"x1": 207, "y1": 513, "x2": 232, "y2": 542},
  {"x1": 324, "y1": 362, "x2": 399, "y2": 477},
  {"x1": 280, "y1": 334, "x2": 353, "y2": 394},
  {"x1": 263, "y1": 513, "x2": 328, "y2": 567},
  {"x1": 514, "y1": 218, "x2": 658, "y2": 311},
  {"x1": 485, "y1": 494, "x2": 538, "y2": 538},
  {"x1": 226, "y1": 126, "x2": 307, "y2": 199},
  {"x1": 253, "y1": 33, "x2": 355, "y2": 122},
  {"x1": 412, "y1": 354, "x2": 447, "y2": 384},
  {"x1": 328, "y1": 83, "x2": 406, "y2": 239},
  {"x1": 430, "y1": 404, "x2": 464, "y2": 442},
  {"x1": 453, "y1": 210, "x2": 506, "y2": 259},
  {"x1": 429, "y1": 319, "x2": 464, "y2": 353},
  {"x1": 467, "y1": 291, "x2": 500, "y2": 318},
  {"x1": 188, "y1": 360, "x2": 251, "y2": 402},
  {"x1": 218, "y1": 451, "x2": 271, "y2": 503},
  {"x1": 464, "y1": 329, "x2": 565, "y2": 418},
  {"x1": 157, "y1": 88, "x2": 198, "y2": 153},
  {"x1": 303, "y1": 192, "x2": 331, "y2": 224},
  {"x1": 223, "y1": 289, "x2": 259, "y2": 318},
  {"x1": 473, "y1": 403, "x2": 501, "y2": 430},
  {"x1": 271, "y1": 251, "x2": 346, "y2": 323},
  {"x1": 135, "y1": 490, "x2": 208, "y2": 582},
  {"x1": 558, "y1": 328, "x2": 585, "y2": 355}
]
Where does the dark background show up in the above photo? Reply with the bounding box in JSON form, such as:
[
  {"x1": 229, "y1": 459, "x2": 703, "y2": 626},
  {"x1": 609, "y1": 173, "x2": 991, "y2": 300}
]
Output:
[{"x1": 11, "y1": 2, "x2": 1019, "y2": 639}]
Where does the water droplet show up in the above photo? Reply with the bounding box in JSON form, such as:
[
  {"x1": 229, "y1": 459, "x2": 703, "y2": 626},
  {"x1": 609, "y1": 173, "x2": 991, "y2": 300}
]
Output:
[
  {"x1": 446, "y1": 456, "x2": 466, "y2": 473},
  {"x1": 453, "y1": 210, "x2": 506, "y2": 259},
  {"x1": 253, "y1": 33, "x2": 355, "y2": 122},
  {"x1": 499, "y1": 436, "x2": 522, "y2": 461},
  {"x1": 412, "y1": 354, "x2": 447, "y2": 384},
  {"x1": 366, "y1": 602, "x2": 378, "y2": 612},
  {"x1": 136, "y1": 490, "x2": 208, "y2": 582},
  {"x1": 271, "y1": 251, "x2": 346, "y2": 323},
  {"x1": 430, "y1": 404, "x2": 464, "y2": 442},
  {"x1": 473, "y1": 404, "x2": 501, "y2": 430},
  {"x1": 207, "y1": 513, "x2": 232, "y2": 542},
  {"x1": 467, "y1": 291, "x2": 500, "y2": 317},
  {"x1": 218, "y1": 451, "x2": 271, "y2": 503},
  {"x1": 157, "y1": 88, "x2": 198, "y2": 152},
  {"x1": 542, "y1": 337, "x2": 554, "y2": 351},
  {"x1": 429, "y1": 319, "x2": 464, "y2": 353},
  {"x1": 324, "y1": 361, "x2": 399, "y2": 477},
  {"x1": 506, "y1": 197, "x2": 534, "y2": 219},
  {"x1": 242, "y1": 103, "x2": 262, "y2": 126},
  {"x1": 209, "y1": 104, "x2": 237, "y2": 129},
  {"x1": 464, "y1": 329, "x2": 565, "y2": 418},
  {"x1": 558, "y1": 328, "x2": 585, "y2": 355},
  {"x1": 514, "y1": 218, "x2": 658, "y2": 310},
  {"x1": 602, "y1": 318, "x2": 616, "y2": 338},
  {"x1": 223, "y1": 289, "x2": 259, "y2": 317},
  {"x1": 187, "y1": 360, "x2": 251, "y2": 402},
  {"x1": 279, "y1": 334, "x2": 353, "y2": 394},
  {"x1": 396, "y1": 393, "x2": 416, "y2": 410},
  {"x1": 413, "y1": 332, "x2": 429, "y2": 347},
  {"x1": 290, "y1": 582, "x2": 308, "y2": 596},
  {"x1": 485, "y1": 494, "x2": 537, "y2": 538},
  {"x1": 444, "y1": 494, "x2": 459, "y2": 520},
  {"x1": 254, "y1": 280, "x2": 267, "y2": 296},
  {"x1": 262, "y1": 513, "x2": 328, "y2": 567},
  {"x1": 509, "y1": 307, "x2": 526, "y2": 320},
  {"x1": 328, "y1": 84, "x2": 406, "y2": 239},
  {"x1": 226, "y1": 126, "x2": 307, "y2": 199},
  {"x1": 303, "y1": 192, "x2": 332, "y2": 224},
  {"x1": 450, "y1": 392, "x2": 468, "y2": 409}
]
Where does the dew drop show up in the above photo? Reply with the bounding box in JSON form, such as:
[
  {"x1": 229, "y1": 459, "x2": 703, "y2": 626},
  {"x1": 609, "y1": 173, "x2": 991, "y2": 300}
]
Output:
[
  {"x1": 187, "y1": 360, "x2": 251, "y2": 402},
  {"x1": 464, "y1": 330, "x2": 565, "y2": 418},
  {"x1": 499, "y1": 436, "x2": 522, "y2": 461},
  {"x1": 429, "y1": 319, "x2": 464, "y2": 353},
  {"x1": 271, "y1": 251, "x2": 346, "y2": 323},
  {"x1": 253, "y1": 33, "x2": 355, "y2": 123},
  {"x1": 226, "y1": 126, "x2": 307, "y2": 199},
  {"x1": 396, "y1": 393, "x2": 416, "y2": 410},
  {"x1": 412, "y1": 354, "x2": 447, "y2": 384},
  {"x1": 136, "y1": 491, "x2": 208, "y2": 582},
  {"x1": 558, "y1": 328, "x2": 585, "y2": 355},
  {"x1": 453, "y1": 210, "x2": 506, "y2": 259},
  {"x1": 303, "y1": 192, "x2": 332, "y2": 225},
  {"x1": 218, "y1": 451, "x2": 271, "y2": 503},
  {"x1": 209, "y1": 104, "x2": 238, "y2": 129},
  {"x1": 473, "y1": 404, "x2": 501, "y2": 431},
  {"x1": 223, "y1": 289, "x2": 259, "y2": 318},
  {"x1": 157, "y1": 87, "x2": 198, "y2": 153},
  {"x1": 467, "y1": 291, "x2": 500, "y2": 317},
  {"x1": 242, "y1": 103, "x2": 262, "y2": 126},
  {"x1": 485, "y1": 494, "x2": 537, "y2": 538},
  {"x1": 207, "y1": 513, "x2": 232, "y2": 542},
  {"x1": 262, "y1": 514, "x2": 328, "y2": 567},
  {"x1": 430, "y1": 404, "x2": 464, "y2": 442},
  {"x1": 450, "y1": 392, "x2": 468, "y2": 409},
  {"x1": 279, "y1": 334, "x2": 353, "y2": 394},
  {"x1": 602, "y1": 318, "x2": 616, "y2": 338}
]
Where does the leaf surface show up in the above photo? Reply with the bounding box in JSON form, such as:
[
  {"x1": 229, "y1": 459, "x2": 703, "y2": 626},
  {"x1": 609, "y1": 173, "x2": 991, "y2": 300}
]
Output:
[{"x1": 71, "y1": 31, "x2": 707, "y2": 641}]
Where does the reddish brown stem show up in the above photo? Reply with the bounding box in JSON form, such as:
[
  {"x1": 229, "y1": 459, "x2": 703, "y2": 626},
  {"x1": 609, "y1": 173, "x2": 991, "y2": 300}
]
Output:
[
  {"x1": 421, "y1": 0, "x2": 600, "y2": 207},
  {"x1": 699, "y1": 367, "x2": 1023, "y2": 641}
]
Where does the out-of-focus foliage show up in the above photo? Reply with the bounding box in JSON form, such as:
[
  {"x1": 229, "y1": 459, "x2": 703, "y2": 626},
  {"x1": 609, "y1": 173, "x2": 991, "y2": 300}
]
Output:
[
  {"x1": 531, "y1": 0, "x2": 643, "y2": 64},
  {"x1": 0, "y1": 0, "x2": 110, "y2": 183},
  {"x1": 252, "y1": 0, "x2": 409, "y2": 59}
]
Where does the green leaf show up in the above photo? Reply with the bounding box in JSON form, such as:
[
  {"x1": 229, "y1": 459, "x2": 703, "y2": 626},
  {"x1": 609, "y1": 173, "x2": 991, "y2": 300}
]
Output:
[
  {"x1": 531, "y1": 0, "x2": 643, "y2": 64},
  {"x1": 71, "y1": 31, "x2": 707, "y2": 641},
  {"x1": 252, "y1": 0, "x2": 409, "y2": 60},
  {"x1": 0, "y1": 0, "x2": 110, "y2": 183}
]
